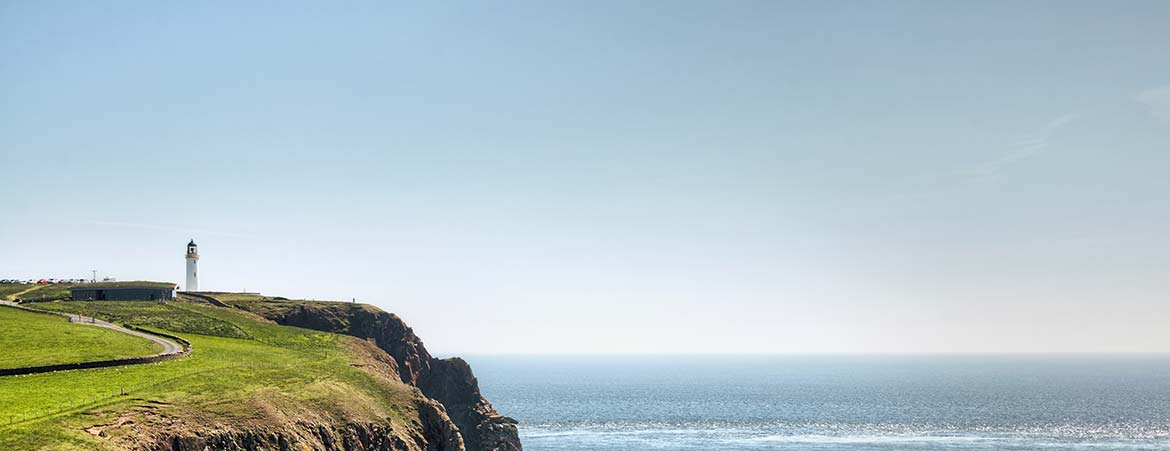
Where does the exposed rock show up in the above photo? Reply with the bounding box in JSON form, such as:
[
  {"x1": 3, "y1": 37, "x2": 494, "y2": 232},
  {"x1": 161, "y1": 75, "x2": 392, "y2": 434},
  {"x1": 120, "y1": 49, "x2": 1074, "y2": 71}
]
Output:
[
  {"x1": 259, "y1": 303, "x2": 522, "y2": 451},
  {"x1": 111, "y1": 304, "x2": 479, "y2": 451},
  {"x1": 160, "y1": 421, "x2": 427, "y2": 451},
  {"x1": 416, "y1": 397, "x2": 467, "y2": 451}
]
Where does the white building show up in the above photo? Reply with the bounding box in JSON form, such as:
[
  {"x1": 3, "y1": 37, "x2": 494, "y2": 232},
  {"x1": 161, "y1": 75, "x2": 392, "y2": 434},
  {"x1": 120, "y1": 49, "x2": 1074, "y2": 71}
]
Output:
[{"x1": 185, "y1": 239, "x2": 199, "y2": 291}]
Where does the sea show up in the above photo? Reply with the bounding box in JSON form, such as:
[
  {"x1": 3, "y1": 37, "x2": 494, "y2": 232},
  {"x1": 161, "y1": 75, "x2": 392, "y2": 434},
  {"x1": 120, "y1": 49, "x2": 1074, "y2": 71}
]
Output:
[{"x1": 467, "y1": 355, "x2": 1170, "y2": 450}]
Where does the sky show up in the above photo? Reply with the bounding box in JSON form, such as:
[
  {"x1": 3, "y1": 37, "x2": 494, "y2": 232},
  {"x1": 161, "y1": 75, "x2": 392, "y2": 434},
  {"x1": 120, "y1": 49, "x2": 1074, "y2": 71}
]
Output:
[{"x1": 2, "y1": 1, "x2": 1169, "y2": 354}]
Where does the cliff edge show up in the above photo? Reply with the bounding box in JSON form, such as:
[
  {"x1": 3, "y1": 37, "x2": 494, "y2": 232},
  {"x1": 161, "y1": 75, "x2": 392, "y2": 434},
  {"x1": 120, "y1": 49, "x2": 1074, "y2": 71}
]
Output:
[
  {"x1": 2, "y1": 298, "x2": 482, "y2": 451},
  {"x1": 229, "y1": 299, "x2": 521, "y2": 451}
]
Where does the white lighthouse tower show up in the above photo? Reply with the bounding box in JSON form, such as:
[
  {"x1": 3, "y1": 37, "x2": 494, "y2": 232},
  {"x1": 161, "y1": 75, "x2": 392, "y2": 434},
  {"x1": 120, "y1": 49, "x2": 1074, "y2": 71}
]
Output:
[{"x1": 185, "y1": 239, "x2": 199, "y2": 291}]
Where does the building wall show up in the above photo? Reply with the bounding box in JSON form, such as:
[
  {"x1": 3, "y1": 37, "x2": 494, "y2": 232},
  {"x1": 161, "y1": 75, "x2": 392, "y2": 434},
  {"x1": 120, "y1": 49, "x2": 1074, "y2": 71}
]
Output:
[{"x1": 72, "y1": 289, "x2": 100, "y2": 301}]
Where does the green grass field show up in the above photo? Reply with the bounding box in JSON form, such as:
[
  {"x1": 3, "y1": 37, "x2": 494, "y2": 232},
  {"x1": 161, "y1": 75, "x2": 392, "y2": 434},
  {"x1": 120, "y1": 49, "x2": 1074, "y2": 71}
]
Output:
[
  {"x1": 0, "y1": 307, "x2": 163, "y2": 369},
  {"x1": 0, "y1": 284, "x2": 71, "y2": 302},
  {"x1": 192, "y1": 292, "x2": 273, "y2": 303},
  {"x1": 34, "y1": 302, "x2": 252, "y2": 339},
  {"x1": 0, "y1": 285, "x2": 35, "y2": 300},
  {"x1": 0, "y1": 301, "x2": 419, "y2": 451},
  {"x1": 1, "y1": 284, "x2": 76, "y2": 302},
  {"x1": 198, "y1": 291, "x2": 357, "y2": 318}
]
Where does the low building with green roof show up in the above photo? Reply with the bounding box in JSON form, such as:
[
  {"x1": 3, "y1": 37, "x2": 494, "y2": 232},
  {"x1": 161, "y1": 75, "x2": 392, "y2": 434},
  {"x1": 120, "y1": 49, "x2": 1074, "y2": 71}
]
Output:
[{"x1": 70, "y1": 281, "x2": 177, "y2": 302}]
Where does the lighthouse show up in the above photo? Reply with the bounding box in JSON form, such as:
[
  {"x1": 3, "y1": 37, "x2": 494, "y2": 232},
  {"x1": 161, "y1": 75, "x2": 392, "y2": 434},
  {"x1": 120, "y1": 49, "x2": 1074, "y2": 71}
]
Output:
[{"x1": 185, "y1": 239, "x2": 199, "y2": 291}]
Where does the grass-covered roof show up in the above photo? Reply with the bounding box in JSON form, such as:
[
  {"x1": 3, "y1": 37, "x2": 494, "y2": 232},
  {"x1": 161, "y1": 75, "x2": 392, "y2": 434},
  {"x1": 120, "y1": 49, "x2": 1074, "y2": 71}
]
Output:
[{"x1": 70, "y1": 281, "x2": 177, "y2": 289}]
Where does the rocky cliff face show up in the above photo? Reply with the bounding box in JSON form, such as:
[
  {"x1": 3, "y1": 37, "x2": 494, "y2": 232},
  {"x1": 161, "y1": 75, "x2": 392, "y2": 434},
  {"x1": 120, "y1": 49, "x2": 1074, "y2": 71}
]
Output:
[
  {"x1": 108, "y1": 394, "x2": 464, "y2": 451},
  {"x1": 253, "y1": 302, "x2": 521, "y2": 451},
  {"x1": 162, "y1": 418, "x2": 450, "y2": 451}
]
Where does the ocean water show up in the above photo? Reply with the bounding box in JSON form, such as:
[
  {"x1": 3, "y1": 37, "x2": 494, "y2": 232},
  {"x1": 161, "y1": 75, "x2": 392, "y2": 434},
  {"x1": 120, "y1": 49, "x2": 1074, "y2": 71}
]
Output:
[{"x1": 467, "y1": 355, "x2": 1170, "y2": 450}]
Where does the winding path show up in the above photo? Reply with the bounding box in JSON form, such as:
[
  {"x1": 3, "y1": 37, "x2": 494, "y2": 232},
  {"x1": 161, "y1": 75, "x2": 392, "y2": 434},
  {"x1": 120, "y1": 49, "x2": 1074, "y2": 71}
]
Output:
[
  {"x1": 0, "y1": 301, "x2": 188, "y2": 376},
  {"x1": 60, "y1": 310, "x2": 183, "y2": 355}
]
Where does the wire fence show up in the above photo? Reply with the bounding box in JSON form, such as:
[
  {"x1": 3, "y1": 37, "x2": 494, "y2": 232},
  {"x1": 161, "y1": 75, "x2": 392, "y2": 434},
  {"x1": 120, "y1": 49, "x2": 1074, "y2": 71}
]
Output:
[{"x1": 4, "y1": 381, "x2": 151, "y2": 427}]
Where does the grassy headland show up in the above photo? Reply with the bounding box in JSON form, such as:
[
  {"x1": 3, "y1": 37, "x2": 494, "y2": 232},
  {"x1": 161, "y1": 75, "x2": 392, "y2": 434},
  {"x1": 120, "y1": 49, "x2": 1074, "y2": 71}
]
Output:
[
  {"x1": 0, "y1": 300, "x2": 422, "y2": 450},
  {"x1": 0, "y1": 307, "x2": 162, "y2": 369},
  {"x1": 34, "y1": 301, "x2": 252, "y2": 339}
]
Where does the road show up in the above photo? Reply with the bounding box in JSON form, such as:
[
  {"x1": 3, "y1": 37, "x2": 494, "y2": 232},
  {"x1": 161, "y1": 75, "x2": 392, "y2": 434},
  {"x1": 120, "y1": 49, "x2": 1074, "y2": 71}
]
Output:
[{"x1": 0, "y1": 300, "x2": 184, "y2": 356}]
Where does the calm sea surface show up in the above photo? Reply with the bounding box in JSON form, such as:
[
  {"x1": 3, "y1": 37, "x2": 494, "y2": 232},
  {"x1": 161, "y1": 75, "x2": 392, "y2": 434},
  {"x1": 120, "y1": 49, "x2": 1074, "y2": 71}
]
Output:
[{"x1": 466, "y1": 355, "x2": 1170, "y2": 450}]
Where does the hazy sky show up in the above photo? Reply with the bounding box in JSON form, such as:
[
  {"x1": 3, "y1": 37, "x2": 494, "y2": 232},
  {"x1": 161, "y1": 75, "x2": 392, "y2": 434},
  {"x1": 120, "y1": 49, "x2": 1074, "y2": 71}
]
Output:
[{"x1": 2, "y1": 1, "x2": 1169, "y2": 354}]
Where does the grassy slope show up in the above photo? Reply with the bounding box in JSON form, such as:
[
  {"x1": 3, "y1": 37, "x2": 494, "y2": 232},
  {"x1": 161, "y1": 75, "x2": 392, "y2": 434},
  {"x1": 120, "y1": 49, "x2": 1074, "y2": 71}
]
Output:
[
  {"x1": 0, "y1": 302, "x2": 419, "y2": 451},
  {"x1": 0, "y1": 283, "x2": 52, "y2": 299},
  {"x1": 201, "y1": 292, "x2": 354, "y2": 318},
  {"x1": 1, "y1": 284, "x2": 74, "y2": 302},
  {"x1": 0, "y1": 285, "x2": 36, "y2": 299},
  {"x1": 35, "y1": 302, "x2": 252, "y2": 339},
  {"x1": 0, "y1": 307, "x2": 163, "y2": 369}
]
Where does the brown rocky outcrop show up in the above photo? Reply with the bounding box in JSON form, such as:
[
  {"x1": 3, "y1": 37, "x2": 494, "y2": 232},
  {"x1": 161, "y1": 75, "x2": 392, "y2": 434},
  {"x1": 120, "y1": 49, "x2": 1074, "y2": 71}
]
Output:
[
  {"x1": 132, "y1": 394, "x2": 465, "y2": 451},
  {"x1": 246, "y1": 302, "x2": 521, "y2": 451},
  {"x1": 160, "y1": 420, "x2": 444, "y2": 451}
]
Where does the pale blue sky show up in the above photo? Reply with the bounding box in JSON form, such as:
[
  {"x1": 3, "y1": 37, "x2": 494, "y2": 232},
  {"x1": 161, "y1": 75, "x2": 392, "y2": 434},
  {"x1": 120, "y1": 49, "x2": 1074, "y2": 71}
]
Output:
[{"x1": 2, "y1": 1, "x2": 1169, "y2": 353}]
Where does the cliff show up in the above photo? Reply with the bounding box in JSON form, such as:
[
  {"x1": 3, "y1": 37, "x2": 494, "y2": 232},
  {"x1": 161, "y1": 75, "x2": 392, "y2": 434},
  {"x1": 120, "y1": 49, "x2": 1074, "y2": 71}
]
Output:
[
  {"x1": 157, "y1": 397, "x2": 463, "y2": 451},
  {"x1": 231, "y1": 300, "x2": 521, "y2": 451},
  {"x1": 0, "y1": 297, "x2": 515, "y2": 451}
]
